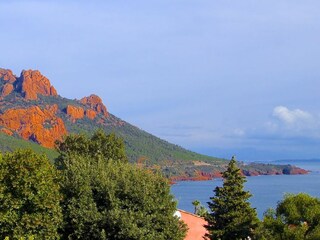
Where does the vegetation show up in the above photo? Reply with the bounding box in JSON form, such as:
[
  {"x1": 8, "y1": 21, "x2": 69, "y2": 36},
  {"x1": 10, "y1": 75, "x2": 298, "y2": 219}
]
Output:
[
  {"x1": 1, "y1": 130, "x2": 320, "y2": 240},
  {"x1": 59, "y1": 156, "x2": 186, "y2": 239},
  {"x1": 192, "y1": 200, "x2": 208, "y2": 217},
  {"x1": 57, "y1": 130, "x2": 186, "y2": 239},
  {"x1": 0, "y1": 131, "x2": 187, "y2": 239},
  {"x1": 205, "y1": 156, "x2": 259, "y2": 240},
  {"x1": 0, "y1": 150, "x2": 62, "y2": 239},
  {"x1": 55, "y1": 129, "x2": 127, "y2": 165},
  {"x1": 0, "y1": 132, "x2": 58, "y2": 160},
  {"x1": 257, "y1": 193, "x2": 320, "y2": 240}
]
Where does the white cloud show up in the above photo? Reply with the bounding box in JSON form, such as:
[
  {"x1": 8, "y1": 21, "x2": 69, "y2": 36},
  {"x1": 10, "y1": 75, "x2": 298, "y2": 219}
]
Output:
[
  {"x1": 266, "y1": 106, "x2": 320, "y2": 139},
  {"x1": 272, "y1": 106, "x2": 313, "y2": 125}
]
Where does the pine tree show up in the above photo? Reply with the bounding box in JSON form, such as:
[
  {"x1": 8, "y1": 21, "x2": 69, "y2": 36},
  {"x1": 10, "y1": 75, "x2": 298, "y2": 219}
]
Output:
[{"x1": 205, "y1": 156, "x2": 259, "y2": 240}]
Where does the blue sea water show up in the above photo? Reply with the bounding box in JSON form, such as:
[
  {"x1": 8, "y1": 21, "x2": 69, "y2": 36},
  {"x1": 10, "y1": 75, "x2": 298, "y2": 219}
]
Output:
[{"x1": 171, "y1": 160, "x2": 320, "y2": 219}]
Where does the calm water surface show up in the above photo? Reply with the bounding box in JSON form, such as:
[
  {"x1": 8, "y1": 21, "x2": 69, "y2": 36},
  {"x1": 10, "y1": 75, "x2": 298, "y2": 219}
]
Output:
[{"x1": 171, "y1": 160, "x2": 320, "y2": 218}]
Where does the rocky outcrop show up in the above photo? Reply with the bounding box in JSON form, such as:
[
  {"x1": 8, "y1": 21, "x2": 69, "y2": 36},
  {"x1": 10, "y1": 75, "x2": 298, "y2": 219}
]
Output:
[
  {"x1": 0, "y1": 69, "x2": 17, "y2": 98},
  {"x1": 0, "y1": 68, "x2": 58, "y2": 100},
  {"x1": 85, "y1": 109, "x2": 97, "y2": 119},
  {"x1": 0, "y1": 69, "x2": 16, "y2": 83},
  {"x1": 1, "y1": 83, "x2": 14, "y2": 97},
  {"x1": 65, "y1": 105, "x2": 85, "y2": 121},
  {"x1": 17, "y1": 70, "x2": 58, "y2": 100},
  {"x1": 0, "y1": 105, "x2": 67, "y2": 148},
  {"x1": 80, "y1": 94, "x2": 108, "y2": 117}
]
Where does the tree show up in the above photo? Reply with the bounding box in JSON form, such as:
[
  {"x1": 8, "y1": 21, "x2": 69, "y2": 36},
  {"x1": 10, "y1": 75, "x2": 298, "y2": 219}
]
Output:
[
  {"x1": 205, "y1": 156, "x2": 259, "y2": 240},
  {"x1": 57, "y1": 132, "x2": 186, "y2": 239},
  {"x1": 55, "y1": 129, "x2": 127, "y2": 166},
  {"x1": 0, "y1": 150, "x2": 62, "y2": 239},
  {"x1": 192, "y1": 200, "x2": 201, "y2": 215},
  {"x1": 258, "y1": 193, "x2": 320, "y2": 240},
  {"x1": 192, "y1": 200, "x2": 208, "y2": 217}
]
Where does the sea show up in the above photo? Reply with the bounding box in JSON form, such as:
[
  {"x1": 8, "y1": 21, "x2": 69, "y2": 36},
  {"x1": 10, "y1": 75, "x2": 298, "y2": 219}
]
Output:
[{"x1": 171, "y1": 159, "x2": 320, "y2": 219}]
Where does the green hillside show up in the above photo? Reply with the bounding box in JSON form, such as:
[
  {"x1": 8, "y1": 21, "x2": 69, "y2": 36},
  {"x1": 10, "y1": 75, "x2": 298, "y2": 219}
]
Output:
[{"x1": 0, "y1": 133, "x2": 58, "y2": 160}]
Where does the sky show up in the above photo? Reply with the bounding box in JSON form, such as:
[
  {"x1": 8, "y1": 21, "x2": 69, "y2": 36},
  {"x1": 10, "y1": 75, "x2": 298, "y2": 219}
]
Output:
[{"x1": 1, "y1": 0, "x2": 320, "y2": 161}]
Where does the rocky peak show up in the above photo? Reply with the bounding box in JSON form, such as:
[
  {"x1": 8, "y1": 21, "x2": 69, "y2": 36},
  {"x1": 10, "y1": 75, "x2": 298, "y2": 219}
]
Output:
[
  {"x1": 17, "y1": 70, "x2": 58, "y2": 100},
  {"x1": 0, "y1": 68, "x2": 17, "y2": 97},
  {"x1": 80, "y1": 94, "x2": 108, "y2": 117},
  {"x1": 0, "y1": 68, "x2": 16, "y2": 83},
  {"x1": 0, "y1": 68, "x2": 58, "y2": 100}
]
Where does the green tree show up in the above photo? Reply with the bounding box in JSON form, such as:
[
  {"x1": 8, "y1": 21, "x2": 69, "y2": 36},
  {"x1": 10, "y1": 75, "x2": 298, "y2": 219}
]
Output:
[
  {"x1": 192, "y1": 200, "x2": 208, "y2": 217},
  {"x1": 0, "y1": 149, "x2": 62, "y2": 239},
  {"x1": 192, "y1": 200, "x2": 200, "y2": 214},
  {"x1": 57, "y1": 132, "x2": 186, "y2": 239},
  {"x1": 55, "y1": 130, "x2": 127, "y2": 166},
  {"x1": 205, "y1": 156, "x2": 259, "y2": 240},
  {"x1": 258, "y1": 193, "x2": 320, "y2": 240}
]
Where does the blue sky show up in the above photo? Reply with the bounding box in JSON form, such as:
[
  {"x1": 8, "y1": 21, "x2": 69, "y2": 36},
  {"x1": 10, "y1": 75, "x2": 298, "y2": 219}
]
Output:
[{"x1": 1, "y1": 0, "x2": 320, "y2": 161}]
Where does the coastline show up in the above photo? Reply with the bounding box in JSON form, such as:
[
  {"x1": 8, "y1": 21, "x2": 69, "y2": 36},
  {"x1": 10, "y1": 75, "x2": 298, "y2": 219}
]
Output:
[{"x1": 170, "y1": 165, "x2": 309, "y2": 182}]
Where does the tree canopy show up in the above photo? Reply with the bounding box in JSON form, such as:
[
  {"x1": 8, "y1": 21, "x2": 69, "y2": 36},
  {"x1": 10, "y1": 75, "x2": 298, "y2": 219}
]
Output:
[
  {"x1": 258, "y1": 193, "x2": 320, "y2": 240},
  {"x1": 57, "y1": 130, "x2": 186, "y2": 239},
  {"x1": 55, "y1": 129, "x2": 127, "y2": 165},
  {"x1": 205, "y1": 156, "x2": 259, "y2": 240},
  {"x1": 0, "y1": 150, "x2": 62, "y2": 239}
]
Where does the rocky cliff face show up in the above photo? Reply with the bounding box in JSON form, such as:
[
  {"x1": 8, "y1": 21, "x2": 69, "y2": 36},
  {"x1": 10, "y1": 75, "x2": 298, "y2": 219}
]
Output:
[
  {"x1": 65, "y1": 105, "x2": 85, "y2": 121},
  {"x1": 0, "y1": 69, "x2": 16, "y2": 83},
  {"x1": 85, "y1": 109, "x2": 97, "y2": 119},
  {"x1": 81, "y1": 94, "x2": 108, "y2": 117},
  {"x1": 0, "y1": 105, "x2": 67, "y2": 147},
  {"x1": 0, "y1": 68, "x2": 110, "y2": 148},
  {"x1": 1, "y1": 83, "x2": 14, "y2": 97},
  {"x1": 0, "y1": 69, "x2": 17, "y2": 98},
  {"x1": 0, "y1": 69, "x2": 58, "y2": 100},
  {"x1": 18, "y1": 70, "x2": 58, "y2": 100}
]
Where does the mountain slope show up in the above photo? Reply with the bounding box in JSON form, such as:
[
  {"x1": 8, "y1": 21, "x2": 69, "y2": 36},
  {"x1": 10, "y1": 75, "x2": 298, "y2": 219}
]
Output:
[
  {"x1": 0, "y1": 132, "x2": 58, "y2": 160},
  {"x1": 0, "y1": 68, "x2": 307, "y2": 178}
]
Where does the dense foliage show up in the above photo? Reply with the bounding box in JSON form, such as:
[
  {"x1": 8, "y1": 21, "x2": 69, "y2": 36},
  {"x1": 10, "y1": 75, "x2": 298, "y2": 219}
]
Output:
[
  {"x1": 55, "y1": 130, "x2": 127, "y2": 164},
  {"x1": 205, "y1": 156, "x2": 259, "y2": 240},
  {"x1": 0, "y1": 150, "x2": 62, "y2": 239},
  {"x1": 258, "y1": 193, "x2": 320, "y2": 240},
  {"x1": 57, "y1": 130, "x2": 187, "y2": 240}
]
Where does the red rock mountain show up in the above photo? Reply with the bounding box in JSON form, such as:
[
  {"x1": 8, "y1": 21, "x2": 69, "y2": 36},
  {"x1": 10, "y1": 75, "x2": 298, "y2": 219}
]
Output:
[
  {"x1": 0, "y1": 105, "x2": 67, "y2": 148},
  {"x1": 0, "y1": 69, "x2": 57, "y2": 100},
  {"x1": 0, "y1": 68, "x2": 110, "y2": 147},
  {"x1": 18, "y1": 70, "x2": 58, "y2": 100},
  {"x1": 80, "y1": 94, "x2": 109, "y2": 117}
]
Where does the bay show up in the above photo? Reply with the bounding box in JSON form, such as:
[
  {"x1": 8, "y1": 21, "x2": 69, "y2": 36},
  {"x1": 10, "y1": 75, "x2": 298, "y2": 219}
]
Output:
[{"x1": 171, "y1": 160, "x2": 320, "y2": 219}]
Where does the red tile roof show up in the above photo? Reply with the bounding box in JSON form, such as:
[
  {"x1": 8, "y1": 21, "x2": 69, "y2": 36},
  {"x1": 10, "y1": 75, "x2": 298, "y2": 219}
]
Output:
[{"x1": 179, "y1": 209, "x2": 208, "y2": 240}]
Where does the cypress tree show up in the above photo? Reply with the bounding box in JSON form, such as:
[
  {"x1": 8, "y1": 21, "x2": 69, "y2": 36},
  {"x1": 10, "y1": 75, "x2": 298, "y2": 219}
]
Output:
[{"x1": 205, "y1": 156, "x2": 259, "y2": 240}]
